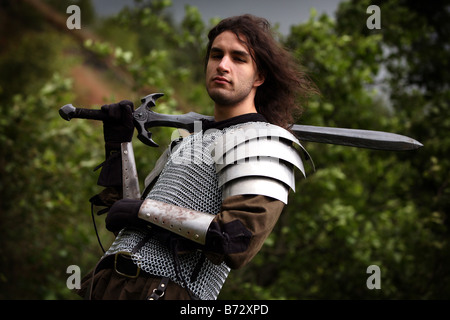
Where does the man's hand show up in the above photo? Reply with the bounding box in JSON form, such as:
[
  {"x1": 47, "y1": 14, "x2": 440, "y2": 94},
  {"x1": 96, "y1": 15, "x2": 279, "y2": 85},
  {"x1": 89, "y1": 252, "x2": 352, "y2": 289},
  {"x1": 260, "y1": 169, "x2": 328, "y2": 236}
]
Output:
[
  {"x1": 97, "y1": 100, "x2": 135, "y2": 188},
  {"x1": 205, "y1": 220, "x2": 252, "y2": 255},
  {"x1": 105, "y1": 199, "x2": 146, "y2": 232},
  {"x1": 102, "y1": 100, "x2": 135, "y2": 146}
]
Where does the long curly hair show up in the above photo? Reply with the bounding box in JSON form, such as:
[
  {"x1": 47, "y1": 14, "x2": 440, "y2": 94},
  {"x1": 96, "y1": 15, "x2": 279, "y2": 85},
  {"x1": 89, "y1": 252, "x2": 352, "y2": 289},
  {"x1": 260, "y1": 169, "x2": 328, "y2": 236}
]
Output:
[{"x1": 205, "y1": 14, "x2": 318, "y2": 129}]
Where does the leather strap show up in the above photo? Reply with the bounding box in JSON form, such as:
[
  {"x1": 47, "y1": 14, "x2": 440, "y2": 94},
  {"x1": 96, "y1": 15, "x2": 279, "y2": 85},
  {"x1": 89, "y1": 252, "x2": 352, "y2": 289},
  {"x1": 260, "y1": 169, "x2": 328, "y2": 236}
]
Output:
[{"x1": 147, "y1": 277, "x2": 169, "y2": 300}]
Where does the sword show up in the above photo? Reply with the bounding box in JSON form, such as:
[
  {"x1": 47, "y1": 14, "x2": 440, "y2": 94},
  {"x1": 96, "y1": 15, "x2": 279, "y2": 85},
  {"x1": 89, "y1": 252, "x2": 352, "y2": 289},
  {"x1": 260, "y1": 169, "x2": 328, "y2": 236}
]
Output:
[
  {"x1": 59, "y1": 93, "x2": 423, "y2": 151},
  {"x1": 291, "y1": 124, "x2": 423, "y2": 151}
]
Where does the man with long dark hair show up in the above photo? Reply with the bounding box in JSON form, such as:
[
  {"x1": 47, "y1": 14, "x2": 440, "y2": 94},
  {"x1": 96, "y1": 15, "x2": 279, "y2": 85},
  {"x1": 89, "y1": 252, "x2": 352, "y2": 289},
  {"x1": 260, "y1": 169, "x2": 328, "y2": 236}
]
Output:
[
  {"x1": 205, "y1": 15, "x2": 316, "y2": 129},
  {"x1": 78, "y1": 14, "x2": 317, "y2": 300}
]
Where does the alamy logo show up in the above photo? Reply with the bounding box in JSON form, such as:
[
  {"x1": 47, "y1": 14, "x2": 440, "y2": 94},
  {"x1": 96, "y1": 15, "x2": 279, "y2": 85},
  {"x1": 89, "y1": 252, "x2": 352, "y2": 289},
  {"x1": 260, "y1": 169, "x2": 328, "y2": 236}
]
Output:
[
  {"x1": 366, "y1": 5, "x2": 381, "y2": 30},
  {"x1": 366, "y1": 265, "x2": 381, "y2": 289},
  {"x1": 66, "y1": 5, "x2": 81, "y2": 30},
  {"x1": 66, "y1": 265, "x2": 81, "y2": 290}
]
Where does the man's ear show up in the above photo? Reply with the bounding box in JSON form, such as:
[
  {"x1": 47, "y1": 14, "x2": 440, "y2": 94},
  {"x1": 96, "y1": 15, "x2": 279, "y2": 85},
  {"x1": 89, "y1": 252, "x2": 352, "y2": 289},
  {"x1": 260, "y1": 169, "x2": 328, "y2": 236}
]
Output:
[{"x1": 254, "y1": 71, "x2": 265, "y2": 87}]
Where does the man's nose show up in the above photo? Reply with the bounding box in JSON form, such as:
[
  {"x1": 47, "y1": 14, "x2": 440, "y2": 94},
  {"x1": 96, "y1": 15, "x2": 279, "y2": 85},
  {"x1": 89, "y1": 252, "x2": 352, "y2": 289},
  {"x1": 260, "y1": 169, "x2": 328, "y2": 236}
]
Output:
[{"x1": 217, "y1": 56, "x2": 231, "y2": 73}]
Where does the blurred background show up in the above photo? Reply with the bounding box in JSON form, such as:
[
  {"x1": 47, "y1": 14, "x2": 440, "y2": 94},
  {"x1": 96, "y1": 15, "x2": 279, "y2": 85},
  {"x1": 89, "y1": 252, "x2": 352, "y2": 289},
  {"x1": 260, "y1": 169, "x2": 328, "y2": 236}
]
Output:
[{"x1": 0, "y1": 0, "x2": 449, "y2": 299}]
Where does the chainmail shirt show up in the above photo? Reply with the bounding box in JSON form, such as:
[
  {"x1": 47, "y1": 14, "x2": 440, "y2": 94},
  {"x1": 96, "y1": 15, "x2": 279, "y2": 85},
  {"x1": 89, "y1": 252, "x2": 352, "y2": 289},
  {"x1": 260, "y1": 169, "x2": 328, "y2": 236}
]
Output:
[{"x1": 104, "y1": 124, "x2": 256, "y2": 300}]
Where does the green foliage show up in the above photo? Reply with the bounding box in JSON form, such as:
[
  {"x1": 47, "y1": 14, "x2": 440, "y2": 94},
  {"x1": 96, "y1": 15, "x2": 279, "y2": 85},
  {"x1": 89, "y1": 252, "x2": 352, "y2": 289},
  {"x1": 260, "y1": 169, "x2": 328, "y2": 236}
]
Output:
[
  {"x1": 0, "y1": 32, "x2": 62, "y2": 103},
  {"x1": 0, "y1": 71, "x2": 109, "y2": 299},
  {"x1": 0, "y1": 0, "x2": 448, "y2": 300}
]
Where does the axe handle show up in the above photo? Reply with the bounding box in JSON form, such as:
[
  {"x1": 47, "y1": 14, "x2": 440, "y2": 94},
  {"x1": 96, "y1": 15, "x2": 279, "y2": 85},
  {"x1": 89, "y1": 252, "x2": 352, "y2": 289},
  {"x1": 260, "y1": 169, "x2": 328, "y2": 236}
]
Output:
[{"x1": 59, "y1": 104, "x2": 108, "y2": 121}]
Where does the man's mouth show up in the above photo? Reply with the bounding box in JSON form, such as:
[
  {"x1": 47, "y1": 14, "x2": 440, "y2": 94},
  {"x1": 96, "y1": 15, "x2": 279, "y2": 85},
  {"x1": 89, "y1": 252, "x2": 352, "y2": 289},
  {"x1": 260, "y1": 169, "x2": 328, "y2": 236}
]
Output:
[{"x1": 212, "y1": 76, "x2": 231, "y2": 84}]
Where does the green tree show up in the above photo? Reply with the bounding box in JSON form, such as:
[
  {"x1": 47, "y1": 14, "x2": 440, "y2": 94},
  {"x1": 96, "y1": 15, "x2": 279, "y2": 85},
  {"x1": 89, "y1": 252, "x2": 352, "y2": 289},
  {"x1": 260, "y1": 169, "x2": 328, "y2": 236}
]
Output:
[
  {"x1": 0, "y1": 0, "x2": 112, "y2": 299},
  {"x1": 335, "y1": 0, "x2": 450, "y2": 299}
]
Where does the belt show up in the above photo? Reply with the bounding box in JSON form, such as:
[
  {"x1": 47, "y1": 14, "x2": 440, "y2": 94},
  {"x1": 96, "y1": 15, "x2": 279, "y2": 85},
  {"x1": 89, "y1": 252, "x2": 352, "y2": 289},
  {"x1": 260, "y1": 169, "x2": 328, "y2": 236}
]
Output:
[
  {"x1": 114, "y1": 251, "x2": 141, "y2": 278},
  {"x1": 98, "y1": 232, "x2": 153, "y2": 279},
  {"x1": 88, "y1": 233, "x2": 198, "y2": 300},
  {"x1": 92, "y1": 251, "x2": 169, "y2": 300},
  {"x1": 95, "y1": 251, "x2": 146, "y2": 279}
]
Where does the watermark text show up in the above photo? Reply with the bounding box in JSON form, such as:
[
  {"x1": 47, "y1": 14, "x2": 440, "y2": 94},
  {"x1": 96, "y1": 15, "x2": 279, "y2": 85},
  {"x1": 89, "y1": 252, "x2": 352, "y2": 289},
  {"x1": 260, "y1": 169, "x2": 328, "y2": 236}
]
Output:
[
  {"x1": 366, "y1": 5, "x2": 381, "y2": 29},
  {"x1": 366, "y1": 264, "x2": 381, "y2": 289},
  {"x1": 66, "y1": 5, "x2": 81, "y2": 30},
  {"x1": 66, "y1": 265, "x2": 81, "y2": 290}
]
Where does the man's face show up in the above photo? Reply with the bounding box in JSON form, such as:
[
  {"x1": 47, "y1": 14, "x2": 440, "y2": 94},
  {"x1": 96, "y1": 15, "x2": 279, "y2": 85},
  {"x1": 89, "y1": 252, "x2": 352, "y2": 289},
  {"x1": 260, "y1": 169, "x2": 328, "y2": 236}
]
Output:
[{"x1": 205, "y1": 31, "x2": 264, "y2": 108}]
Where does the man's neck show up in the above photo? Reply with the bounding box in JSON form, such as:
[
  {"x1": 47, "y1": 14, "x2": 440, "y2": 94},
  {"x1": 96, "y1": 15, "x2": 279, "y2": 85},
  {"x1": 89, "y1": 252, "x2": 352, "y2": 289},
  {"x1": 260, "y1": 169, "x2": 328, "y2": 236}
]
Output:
[{"x1": 214, "y1": 101, "x2": 258, "y2": 122}]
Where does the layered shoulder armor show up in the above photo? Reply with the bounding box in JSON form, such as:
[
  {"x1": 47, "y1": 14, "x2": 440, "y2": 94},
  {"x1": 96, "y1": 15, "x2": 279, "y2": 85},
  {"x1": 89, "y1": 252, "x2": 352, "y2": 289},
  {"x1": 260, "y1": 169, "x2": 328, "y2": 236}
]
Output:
[{"x1": 211, "y1": 122, "x2": 310, "y2": 204}]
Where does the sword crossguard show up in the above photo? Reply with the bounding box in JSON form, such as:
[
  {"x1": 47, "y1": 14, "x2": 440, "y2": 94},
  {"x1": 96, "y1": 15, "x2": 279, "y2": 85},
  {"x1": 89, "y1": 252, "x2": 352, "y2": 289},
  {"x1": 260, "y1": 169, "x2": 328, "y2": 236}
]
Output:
[{"x1": 133, "y1": 92, "x2": 214, "y2": 148}]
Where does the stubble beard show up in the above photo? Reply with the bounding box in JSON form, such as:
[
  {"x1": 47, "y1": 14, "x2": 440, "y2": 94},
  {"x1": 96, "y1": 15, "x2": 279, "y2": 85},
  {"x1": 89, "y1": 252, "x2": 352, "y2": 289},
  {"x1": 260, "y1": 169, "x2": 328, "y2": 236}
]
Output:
[
  {"x1": 208, "y1": 89, "x2": 239, "y2": 106},
  {"x1": 206, "y1": 82, "x2": 254, "y2": 107}
]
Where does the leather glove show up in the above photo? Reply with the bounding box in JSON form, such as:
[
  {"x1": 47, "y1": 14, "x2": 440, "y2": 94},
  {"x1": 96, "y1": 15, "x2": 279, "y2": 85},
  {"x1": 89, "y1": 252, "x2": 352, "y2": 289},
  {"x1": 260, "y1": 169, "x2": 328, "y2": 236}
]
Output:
[
  {"x1": 97, "y1": 100, "x2": 135, "y2": 187},
  {"x1": 205, "y1": 220, "x2": 252, "y2": 254},
  {"x1": 105, "y1": 199, "x2": 146, "y2": 232},
  {"x1": 102, "y1": 100, "x2": 135, "y2": 146}
]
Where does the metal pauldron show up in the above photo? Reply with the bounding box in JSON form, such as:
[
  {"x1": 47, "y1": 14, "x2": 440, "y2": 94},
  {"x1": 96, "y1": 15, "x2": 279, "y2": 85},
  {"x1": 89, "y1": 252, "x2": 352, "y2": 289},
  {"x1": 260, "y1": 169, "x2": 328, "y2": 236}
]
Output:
[
  {"x1": 212, "y1": 123, "x2": 308, "y2": 204},
  {"x1": 137, "y1": 198, "x2": 215, "y2": 245}
]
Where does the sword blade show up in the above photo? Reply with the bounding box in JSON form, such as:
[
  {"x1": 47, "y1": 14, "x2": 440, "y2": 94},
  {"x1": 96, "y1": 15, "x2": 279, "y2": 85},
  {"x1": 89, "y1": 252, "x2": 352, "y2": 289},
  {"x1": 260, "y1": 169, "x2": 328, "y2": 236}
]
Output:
[{"x1": 292, "y1": 124, "x2": 423, "y2": 151}]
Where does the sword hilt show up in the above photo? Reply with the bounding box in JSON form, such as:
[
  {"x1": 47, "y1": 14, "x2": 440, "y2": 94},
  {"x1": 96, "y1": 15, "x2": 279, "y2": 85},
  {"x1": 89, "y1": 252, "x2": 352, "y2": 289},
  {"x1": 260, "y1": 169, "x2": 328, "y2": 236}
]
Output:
[{"x1": 59, "y1": 104, "x2": 108, "y2": 121}]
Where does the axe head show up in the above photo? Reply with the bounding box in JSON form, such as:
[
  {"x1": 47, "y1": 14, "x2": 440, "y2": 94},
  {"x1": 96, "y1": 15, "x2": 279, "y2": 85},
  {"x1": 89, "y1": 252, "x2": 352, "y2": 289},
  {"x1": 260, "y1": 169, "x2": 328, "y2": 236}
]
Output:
[{"x1": 133, "y1": 93, "x2": 164, "y2": 147}]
